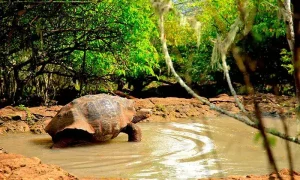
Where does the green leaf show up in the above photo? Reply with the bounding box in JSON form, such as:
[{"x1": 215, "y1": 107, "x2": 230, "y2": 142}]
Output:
[
  {"x1": 254, "y1": 132, "x2": 262, "y2": 143},
  {"x1": 74, "y1": 80, "x2": 80, "y2": 91}
]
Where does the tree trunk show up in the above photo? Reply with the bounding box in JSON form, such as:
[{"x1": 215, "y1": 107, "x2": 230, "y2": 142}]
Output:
[
  {"x1": 279, "y1": 0, "x2": 294, "y2": 53},
  {"x1": 43, "y1": 74, "x2": 49, "y2": 105},
  {"x1": 292, "y1": 1, "x2": 300, "y2": 103},
  {"x1": 13, "y1": 68, "x2": 24, "y2": 104},
  {"x1": 1, "y1": 67, "x2": 11, "y2": 101}
]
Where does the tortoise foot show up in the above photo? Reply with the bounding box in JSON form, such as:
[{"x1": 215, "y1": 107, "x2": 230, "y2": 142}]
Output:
[{"x1": 122, "y1": 123, "x2": 142, "y2": 142}]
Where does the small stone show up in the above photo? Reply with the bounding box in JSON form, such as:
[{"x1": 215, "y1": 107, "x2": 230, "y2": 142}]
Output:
[
  {"x1": 0, "y1": 147, "x2": 7, "y2": 154},
  {"x1": 32, "y1": 157, "x2": 41, "y2": 164}
]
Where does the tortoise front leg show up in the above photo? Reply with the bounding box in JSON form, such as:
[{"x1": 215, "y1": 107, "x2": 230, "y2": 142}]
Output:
[{"x1": 121, "y1": 123, "x2": 142, "y2": 142}]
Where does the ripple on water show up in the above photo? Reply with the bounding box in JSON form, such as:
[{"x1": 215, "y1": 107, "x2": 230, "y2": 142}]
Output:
[
  {"x1": 151, "y1": 122, "x2": 218, "y2": 179},
  {"x1": 0, "y1": 122, "x2": 222, "y2": 179}
]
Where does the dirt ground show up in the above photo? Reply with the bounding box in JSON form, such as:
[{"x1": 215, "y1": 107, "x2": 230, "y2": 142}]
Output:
[{"x1": 0, "y1": 93, "x2": 298, "y2": 180}]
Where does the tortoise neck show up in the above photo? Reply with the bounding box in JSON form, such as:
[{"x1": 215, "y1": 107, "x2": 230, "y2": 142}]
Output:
[{"x1": 132, "y1": 115, "x2": 144, "y2": 124}]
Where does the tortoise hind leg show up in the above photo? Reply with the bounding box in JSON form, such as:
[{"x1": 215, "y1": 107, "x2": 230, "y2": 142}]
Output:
[{"x1": 121, "y1": 123, "x2": 142, "y2": 142}]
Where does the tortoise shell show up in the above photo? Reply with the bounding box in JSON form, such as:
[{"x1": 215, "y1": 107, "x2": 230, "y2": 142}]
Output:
[{"x1": 45, "y1": 94, "x2": 137, "y2": 143}]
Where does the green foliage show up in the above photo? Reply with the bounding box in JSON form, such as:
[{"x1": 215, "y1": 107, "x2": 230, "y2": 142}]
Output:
[
  {"x1": 280, "y1": 49, "x2": 294, "y2": 75},
  {"x1": 17, "y1": 104, "x2": 27, "y2": 111},
  {"x1": 267, "y1": 136, "x2": 277, "y2": 147},
  {"x1": 155, "y1": 104, "x2": 166, "y2": 112},
  {"x1": 155, "y1": 7, "x2": 217, "y2": 83},
  {"x1": 72, "y1": 0, "x2": 160, "y2": 80},
  {"x1": 254, "y1": 132, "x2": 277, "y2": 147},
  {"x1": 113, "y1": 0, "x2": 160, "y2": 78},
  {"x1": 0, "y1": 0, "x2": 162, "y2": 103},
  {"x1": 179, "y1": 0, "x2": 239, "y2": 82},
  {"x1": 0, "y1": 0, "x2": 296, "y2": 103},
  {"x1": 252, "y1": 0, "x2": 285, "y2": 41},
  {"x1": 16, "y1": 104, "x2": 33, "y2": 123},
  {"x1": 295, "y1": 105, "x2": 300, "y2": 120}
]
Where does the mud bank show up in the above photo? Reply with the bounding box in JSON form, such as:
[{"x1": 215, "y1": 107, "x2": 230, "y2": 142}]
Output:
[{"x1": 0, "y1": 93, "x2": 296, "y2": 135}]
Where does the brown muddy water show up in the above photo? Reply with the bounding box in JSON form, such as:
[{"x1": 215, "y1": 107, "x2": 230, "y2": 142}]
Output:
[{"x1": 1, "y1": 116, "x2": 300, "y2": 179}]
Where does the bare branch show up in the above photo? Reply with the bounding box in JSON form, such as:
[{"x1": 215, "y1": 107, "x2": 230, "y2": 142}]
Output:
[{"x1": 152, "y1": 0, "x2": 300, "y2": 145}]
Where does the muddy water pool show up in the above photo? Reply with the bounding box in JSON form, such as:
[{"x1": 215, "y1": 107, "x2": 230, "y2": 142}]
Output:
[{"x1": 1, "y1": 116, "x2": 300, "y2": 179}]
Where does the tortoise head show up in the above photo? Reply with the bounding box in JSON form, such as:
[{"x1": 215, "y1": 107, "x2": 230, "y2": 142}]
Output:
[{"x1": 131, "y1": 108, "x2": 152, "y2": 124}]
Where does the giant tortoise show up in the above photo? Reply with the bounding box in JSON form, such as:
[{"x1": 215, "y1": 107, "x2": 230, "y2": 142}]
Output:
[{"x1": 45, "y1": 94, "x2": 151, "y2": 148}]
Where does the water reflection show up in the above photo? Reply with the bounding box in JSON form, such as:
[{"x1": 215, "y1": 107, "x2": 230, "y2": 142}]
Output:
[
  {"x1": 0, "y1": 117, "x2": 300, "y2": 179},
  {"x1": 137, "y1": 122, "x2": 218, "y2": 179}
]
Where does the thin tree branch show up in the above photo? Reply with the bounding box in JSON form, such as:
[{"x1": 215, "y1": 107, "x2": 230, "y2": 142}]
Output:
[
  {"x1": 154, "y1": 0, "x2": 300, "y2": 145},
  {"x1": 254, "y1": 101, "x2": 282, "y2": 180}
]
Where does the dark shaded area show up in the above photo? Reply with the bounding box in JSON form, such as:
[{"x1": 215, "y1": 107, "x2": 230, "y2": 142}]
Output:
[
  {"x1": 52, "y1": 129, "x2": 94, "y2": 148},
  {"x1": 243, "y1": 36, "x2": 292, "y2": 84},
  {"x1": 54, "y1": 87, "x2": 80, "y2": 105},
  {"x1": 136, "y1": 83, "x2": 193, "y2": 98},
  {"x1": 136, "y1": 81, "x2": 230, "y2": 99}
]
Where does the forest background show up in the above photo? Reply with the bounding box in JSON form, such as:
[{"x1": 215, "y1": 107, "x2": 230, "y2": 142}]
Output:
[{"x1": 0, "y1": 0, "x2": 295, "y2": 107}]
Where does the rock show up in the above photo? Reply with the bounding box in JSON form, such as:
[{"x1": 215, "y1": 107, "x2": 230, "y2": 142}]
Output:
[
  {"x1": 0, "y1": 106, "x2": 27, "y2": 121},
  {"x1": 0, "y1": 147, "x2": 7, "y2": 154},
  {"x1": 30, "y1": 119, "x2": 48, "y2": 134},
  {"x1": 32, "y1": 157, "x2": 42, "y2": 164},
  {"x1": 0, "y1": 121, "x2": 30, "y2": 133},
  {"x1": 28, "y1": 106, "x2": 62, "y2": 119}
]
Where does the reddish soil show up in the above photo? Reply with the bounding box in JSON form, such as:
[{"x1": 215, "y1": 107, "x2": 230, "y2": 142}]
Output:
[
  {"x1": 0, "y1": 93, "x2": 298, "y2": 179},
  {"x1": 0, "y1": 152, "x2": 77, "y2": 180},
  {"x1": 204, "y1": 169, "x2": 300, "y2": 180}
]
